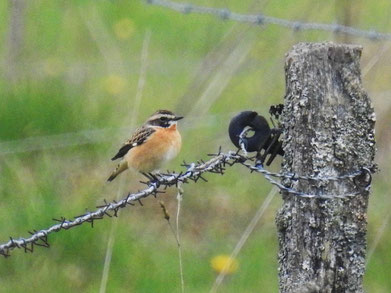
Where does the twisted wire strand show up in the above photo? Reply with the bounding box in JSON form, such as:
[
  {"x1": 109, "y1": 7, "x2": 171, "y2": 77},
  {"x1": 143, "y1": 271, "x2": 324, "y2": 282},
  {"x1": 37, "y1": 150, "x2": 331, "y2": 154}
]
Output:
[
  {"x1": 242, "y1": 162, "x2": 364, "y2": 199},
  {"x1": 237, "y1": 127, "x2": 363, "y2": 182},
  {"x1": 0, "y1": 150, "x2": 371, "y2": 257},
  {"x1": 0, "y1": 153, "x2": 229, "y2": 257},
  {"x1": 147, "y1": 0, "x2": 391, "y2": 41},
  {"x1": 236, "y1": 125, "x2": 371, "y2": 198}
]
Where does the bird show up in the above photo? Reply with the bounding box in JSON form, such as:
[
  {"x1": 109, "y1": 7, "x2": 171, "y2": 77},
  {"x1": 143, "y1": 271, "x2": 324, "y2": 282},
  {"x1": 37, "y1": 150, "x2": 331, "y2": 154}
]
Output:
[{"x1": 107, "y1": 110, "x2": 183, "y2": 182}]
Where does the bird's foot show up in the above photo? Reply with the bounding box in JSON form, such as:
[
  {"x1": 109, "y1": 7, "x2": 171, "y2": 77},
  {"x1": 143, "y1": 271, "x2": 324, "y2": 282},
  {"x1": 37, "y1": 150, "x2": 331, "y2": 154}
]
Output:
[{"x1": 141, "y1": 172, "x2": 160, "y2": 187}]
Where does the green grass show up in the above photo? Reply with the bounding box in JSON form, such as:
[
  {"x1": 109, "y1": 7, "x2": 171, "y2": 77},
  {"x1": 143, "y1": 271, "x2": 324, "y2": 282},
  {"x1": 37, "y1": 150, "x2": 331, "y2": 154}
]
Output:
[{"x1": 0, "y1": 0, "x2": 391, "y2": 292}]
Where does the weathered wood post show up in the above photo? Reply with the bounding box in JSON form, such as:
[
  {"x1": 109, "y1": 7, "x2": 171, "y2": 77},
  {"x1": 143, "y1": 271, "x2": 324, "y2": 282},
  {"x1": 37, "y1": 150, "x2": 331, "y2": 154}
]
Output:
[{"x1": 276, "y1": 42, "x2": 376, "y2": 292}]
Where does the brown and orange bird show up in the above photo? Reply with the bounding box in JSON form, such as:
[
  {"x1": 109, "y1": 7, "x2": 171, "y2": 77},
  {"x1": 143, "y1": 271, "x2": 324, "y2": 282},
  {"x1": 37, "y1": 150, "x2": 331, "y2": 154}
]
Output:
[{"x1": 108, "y1": 110, "x2": 183, "y2": 181}]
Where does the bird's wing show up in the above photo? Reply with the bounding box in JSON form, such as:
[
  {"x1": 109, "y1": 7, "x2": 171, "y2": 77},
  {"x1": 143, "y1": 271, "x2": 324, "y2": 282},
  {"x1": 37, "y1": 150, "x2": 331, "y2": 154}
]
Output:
[{"x1": 111, "y1": 127, "x2": 155, "y2": 160}]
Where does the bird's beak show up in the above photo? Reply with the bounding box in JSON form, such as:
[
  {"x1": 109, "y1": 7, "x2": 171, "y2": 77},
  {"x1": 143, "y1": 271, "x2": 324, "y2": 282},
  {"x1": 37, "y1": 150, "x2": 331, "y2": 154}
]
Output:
[{"x1": 173, "y1": 116, "x2": 184, "y2": 121}]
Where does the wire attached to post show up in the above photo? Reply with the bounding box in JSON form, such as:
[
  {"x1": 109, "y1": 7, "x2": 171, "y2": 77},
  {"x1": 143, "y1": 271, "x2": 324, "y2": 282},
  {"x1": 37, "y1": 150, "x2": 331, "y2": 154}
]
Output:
[{"x1": 0, "y1": 147, "x2": 374, "y2": 257}]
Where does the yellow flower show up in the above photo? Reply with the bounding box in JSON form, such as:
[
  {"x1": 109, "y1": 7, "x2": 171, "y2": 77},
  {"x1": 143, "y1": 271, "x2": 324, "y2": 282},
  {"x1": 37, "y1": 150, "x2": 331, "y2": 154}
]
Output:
[
  {"x1": 113, "y1": 18, "x2": 135, "y2": 40},
  {"x1": 103, "y1": 74, "x2": 126, "y2": 95},
  {"x1": 210, "y1": 255, "x2": 239, "y2": 275}
]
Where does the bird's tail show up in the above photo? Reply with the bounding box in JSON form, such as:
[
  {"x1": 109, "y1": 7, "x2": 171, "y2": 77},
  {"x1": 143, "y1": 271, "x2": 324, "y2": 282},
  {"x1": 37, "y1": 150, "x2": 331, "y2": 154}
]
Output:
[{"x1": 107, "y1": 160, "x2": 128, "y2": 182}]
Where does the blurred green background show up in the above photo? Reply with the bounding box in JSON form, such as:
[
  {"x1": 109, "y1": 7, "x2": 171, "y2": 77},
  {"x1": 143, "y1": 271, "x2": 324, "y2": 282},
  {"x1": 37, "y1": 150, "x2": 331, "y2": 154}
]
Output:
[{"x1": 1, "y1": 0, "x2": 390, "y2": 292}]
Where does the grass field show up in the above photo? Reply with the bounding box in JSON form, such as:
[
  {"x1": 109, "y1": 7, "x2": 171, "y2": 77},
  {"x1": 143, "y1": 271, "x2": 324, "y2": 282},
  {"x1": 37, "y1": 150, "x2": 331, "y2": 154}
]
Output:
[{"x1": 1, "y1": 0, "x2": 391, "y2": 292}]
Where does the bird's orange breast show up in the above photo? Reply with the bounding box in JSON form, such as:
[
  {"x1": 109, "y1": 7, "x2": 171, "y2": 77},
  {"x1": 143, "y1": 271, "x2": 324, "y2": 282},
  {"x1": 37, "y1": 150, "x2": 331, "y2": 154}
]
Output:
[{"x1": 125, "y1": 125, "x2": 182, "y2": 172}]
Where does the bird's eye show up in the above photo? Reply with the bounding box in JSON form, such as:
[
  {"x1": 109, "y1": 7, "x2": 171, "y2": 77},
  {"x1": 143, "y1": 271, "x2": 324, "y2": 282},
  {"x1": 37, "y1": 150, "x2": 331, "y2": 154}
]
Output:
[{"x1": 160, "y1": 117, "x2": 168, "y2": 121}]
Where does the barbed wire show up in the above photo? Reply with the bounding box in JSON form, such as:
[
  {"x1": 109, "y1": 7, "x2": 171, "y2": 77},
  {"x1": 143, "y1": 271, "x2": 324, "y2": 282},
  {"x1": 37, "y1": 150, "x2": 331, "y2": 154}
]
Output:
[
  {"x1": 146, "y1": 0, "x2": 391, "y2": 41},
  {"x1": 237, "y1": 123, "x2": 370, "y2": 185},
  {"x1": 237, "y1": 122, "x2": 373, "y2": 198},
  {"x1": 0, "y1": 151, "x2": 231, "y2": 257},
  {"x1": 234, "y1": 156, "x2": 372, "y2": 199},
  {"x1": 0, "y1": 148, "x2": 372, "y2": 257}
]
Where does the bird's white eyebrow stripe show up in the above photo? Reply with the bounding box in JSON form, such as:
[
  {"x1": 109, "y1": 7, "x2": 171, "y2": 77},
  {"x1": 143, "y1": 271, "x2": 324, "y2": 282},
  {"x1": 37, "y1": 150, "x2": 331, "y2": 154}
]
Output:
[{"x1": 148, "y1": 114, "x2": 175, "y2": 121}]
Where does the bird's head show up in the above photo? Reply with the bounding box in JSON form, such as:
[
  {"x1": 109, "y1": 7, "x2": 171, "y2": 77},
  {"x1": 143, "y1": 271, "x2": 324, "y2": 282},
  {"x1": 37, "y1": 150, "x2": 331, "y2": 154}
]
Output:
[{"x1": 146, "y1": 110, "x2": 184, "y2": 128}]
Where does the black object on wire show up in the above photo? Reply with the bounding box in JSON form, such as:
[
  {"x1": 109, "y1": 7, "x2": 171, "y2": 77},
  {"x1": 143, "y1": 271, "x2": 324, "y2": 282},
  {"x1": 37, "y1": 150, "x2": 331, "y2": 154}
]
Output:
[{"x1": 228, "y1": 106, "x2": 284, "y2": 166}]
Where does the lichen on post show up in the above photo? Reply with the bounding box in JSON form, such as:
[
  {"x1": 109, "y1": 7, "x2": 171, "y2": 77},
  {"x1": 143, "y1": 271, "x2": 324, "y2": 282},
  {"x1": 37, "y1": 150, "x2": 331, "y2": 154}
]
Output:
[{"x1": 276, "y1": 42, "x2": 376, "y2": 293}]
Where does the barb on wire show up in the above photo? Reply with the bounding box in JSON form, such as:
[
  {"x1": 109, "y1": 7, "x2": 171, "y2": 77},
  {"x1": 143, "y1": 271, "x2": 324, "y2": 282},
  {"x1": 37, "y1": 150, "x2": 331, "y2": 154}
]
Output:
[
  {"x1": 236, "y1": 122, "x2": 373, "y2": 198},
  {"x1": 146, "y1": 0, "x2": 391, "y2": 41},
  {"x1": 236, "y1": 124, "x2": 370, "y2": 184},
  {"x1": 0, "y1": 151, "x2": 233, "y2": 257},
  {"x1": 241, "y1": 161, "x2": 366, "y2": 199},
  {"x1": 0, "y1": 148, "x2": 373, "y2": 257}
]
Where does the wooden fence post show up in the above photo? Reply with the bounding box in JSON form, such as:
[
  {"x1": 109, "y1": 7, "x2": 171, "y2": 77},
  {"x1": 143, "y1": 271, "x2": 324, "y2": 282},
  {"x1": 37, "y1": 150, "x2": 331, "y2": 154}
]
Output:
[{"x1": 276, "y1": 42, "x2": 376, "y2": 292}]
